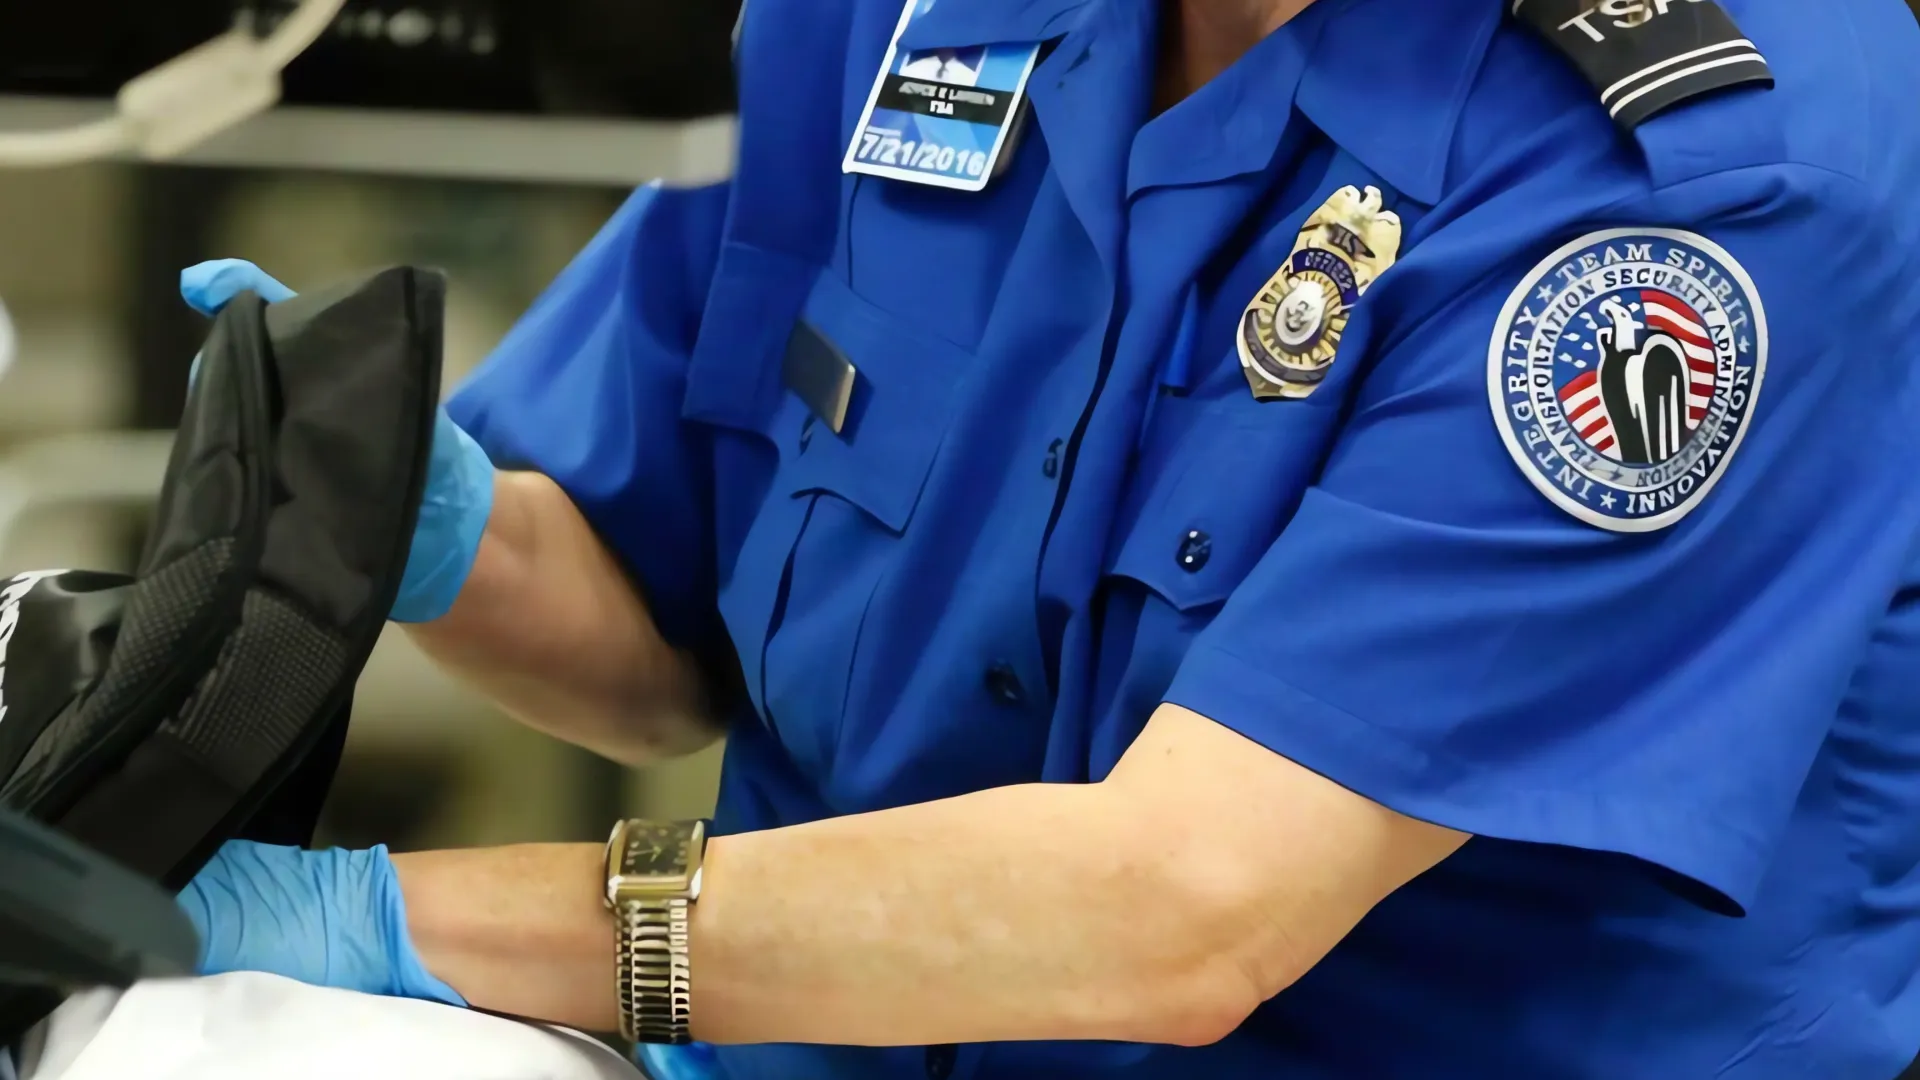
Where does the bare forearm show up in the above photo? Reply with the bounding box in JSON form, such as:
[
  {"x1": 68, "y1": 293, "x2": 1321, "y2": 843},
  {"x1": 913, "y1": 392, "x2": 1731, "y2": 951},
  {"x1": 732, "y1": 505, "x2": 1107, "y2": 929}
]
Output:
[
  {"x1": 393, "y1": 708, "x2": 1464, "y2": 1047},
  {"x1": 405, "y1": 471, "x2": 721, "y2": 765},
  {"x1": 395, "y1": 786, "x2": 1266, "y2": 1046},
  {"x1": 688, "y1": 782, "x2": 1264, "y2": 1047}
]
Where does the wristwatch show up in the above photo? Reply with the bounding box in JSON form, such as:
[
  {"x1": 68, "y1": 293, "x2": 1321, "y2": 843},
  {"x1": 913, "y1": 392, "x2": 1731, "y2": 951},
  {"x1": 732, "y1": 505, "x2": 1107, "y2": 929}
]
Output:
[{"x1": 603, "y1": 818, "x2": 709, "y2": 1044}]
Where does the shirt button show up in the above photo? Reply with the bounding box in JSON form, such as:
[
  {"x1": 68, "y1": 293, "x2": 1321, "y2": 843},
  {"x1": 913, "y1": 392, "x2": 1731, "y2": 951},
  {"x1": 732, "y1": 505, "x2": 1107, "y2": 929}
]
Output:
[
  {"x1": 925, "y1": 1045, "x2": 958, "y2": 1079},
  {"x1": 984, "y1": 661, "x2": 1025, "y2": 707},
  {"x1": 1177, "y1": 529, "x2": 1212, "y2": 573}
]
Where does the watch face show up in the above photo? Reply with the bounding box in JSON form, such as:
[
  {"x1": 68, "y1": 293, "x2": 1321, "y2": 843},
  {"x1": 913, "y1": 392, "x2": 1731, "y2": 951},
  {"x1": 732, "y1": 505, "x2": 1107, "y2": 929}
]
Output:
[{"x1": 621, "y1": 821, "x2": 696, "y2": 880}]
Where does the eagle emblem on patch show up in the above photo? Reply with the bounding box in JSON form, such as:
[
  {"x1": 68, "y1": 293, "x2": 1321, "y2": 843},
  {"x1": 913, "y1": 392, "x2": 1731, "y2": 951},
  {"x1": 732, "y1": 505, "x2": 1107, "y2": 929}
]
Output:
[
  {"x1": 1238, "y1": 184, "x2": 1402, "y2": 401},
  {"x1": 1489, "y1": 228, "x2": 1768, "y2": 533}
]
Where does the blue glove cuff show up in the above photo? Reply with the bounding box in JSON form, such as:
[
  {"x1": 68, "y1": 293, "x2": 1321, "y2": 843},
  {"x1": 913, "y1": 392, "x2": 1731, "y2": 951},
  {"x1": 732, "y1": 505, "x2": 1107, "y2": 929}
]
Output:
[
  {"x1": 391, "y1": 411, "x2": 496, "y2": 624},
  {"x1": 368, "y1": 844, "x2": 469, "y2": 1008}
]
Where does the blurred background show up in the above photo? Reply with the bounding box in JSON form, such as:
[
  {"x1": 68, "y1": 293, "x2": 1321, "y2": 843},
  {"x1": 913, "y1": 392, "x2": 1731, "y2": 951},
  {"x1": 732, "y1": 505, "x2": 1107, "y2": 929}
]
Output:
[{"x1": 0, "y1": 0, "x2": 741, "y2": 854}]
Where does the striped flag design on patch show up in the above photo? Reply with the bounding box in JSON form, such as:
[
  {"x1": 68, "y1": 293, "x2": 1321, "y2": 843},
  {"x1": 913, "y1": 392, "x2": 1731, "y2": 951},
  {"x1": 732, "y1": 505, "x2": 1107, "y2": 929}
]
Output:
[
  {"x1": 1639, "y1": 290, "x2": 1717, "y2": 429},
  {"x1": 1558, "y1": 369, "x2": 1618, "y2": 458}
]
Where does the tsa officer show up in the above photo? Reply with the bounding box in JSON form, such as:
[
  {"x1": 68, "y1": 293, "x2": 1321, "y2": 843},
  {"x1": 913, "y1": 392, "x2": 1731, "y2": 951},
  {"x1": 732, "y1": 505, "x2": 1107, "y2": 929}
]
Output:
[{"x1": 178, "y1": 0, "x2": 1920, "y2": 1077}]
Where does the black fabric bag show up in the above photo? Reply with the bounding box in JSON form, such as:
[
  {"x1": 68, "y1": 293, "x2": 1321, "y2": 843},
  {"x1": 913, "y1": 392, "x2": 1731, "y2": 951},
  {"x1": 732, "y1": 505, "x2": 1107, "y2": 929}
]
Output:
[
  {"x1": 0, "y1": 267, "x2": 445, "y2": 1041},
  {"x1": 0, "y1": 808, "x2": 200, "y2": 992}
]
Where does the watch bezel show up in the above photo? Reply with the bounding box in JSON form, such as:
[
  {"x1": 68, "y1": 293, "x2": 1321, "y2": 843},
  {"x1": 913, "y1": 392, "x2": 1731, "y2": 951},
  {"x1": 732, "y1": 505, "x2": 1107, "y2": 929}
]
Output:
[{"x1": 604, "y1": 819, "x2": 707, "y2": 905}]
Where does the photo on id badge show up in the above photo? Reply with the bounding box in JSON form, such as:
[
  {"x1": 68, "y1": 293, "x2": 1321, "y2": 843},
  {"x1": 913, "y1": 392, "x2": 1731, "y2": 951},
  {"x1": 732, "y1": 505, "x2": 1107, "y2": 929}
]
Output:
[{"x1": 843, "y1": 0, "x2": 1041, "y2": 191}]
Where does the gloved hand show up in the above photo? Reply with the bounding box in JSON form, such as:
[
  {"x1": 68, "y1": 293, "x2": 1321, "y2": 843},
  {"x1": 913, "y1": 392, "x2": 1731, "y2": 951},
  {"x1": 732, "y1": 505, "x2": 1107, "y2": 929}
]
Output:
[
  {"x1": 179, "y1": 259, "x2": 495, "y2": 623},
  {"x1": 179, "y1": 257, "x2": 298, "y2": 313},
  {"x1": 177, "y1": 839, "x2": 466, "y2": 1005}
]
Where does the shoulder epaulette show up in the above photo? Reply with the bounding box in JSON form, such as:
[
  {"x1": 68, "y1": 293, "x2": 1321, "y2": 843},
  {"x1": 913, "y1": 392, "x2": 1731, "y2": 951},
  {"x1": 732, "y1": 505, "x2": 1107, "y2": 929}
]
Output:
[{"x1": 1512, "y1": 0, "x2": 1774, "y2": 130}]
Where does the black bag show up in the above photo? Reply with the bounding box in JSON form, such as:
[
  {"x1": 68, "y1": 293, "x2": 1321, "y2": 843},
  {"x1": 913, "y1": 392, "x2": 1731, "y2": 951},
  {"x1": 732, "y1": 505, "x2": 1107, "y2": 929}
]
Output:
[
  {"x1": 0, "y1": 808, "x2": 200, "y2": 992},
  {"x1": 0, "y1": 267, "x2": 445, "y2": 1042}
]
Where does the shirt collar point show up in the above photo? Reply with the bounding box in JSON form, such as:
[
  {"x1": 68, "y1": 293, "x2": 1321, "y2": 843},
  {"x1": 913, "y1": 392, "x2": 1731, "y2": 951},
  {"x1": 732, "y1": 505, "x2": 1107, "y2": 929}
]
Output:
[
  {"x1": 895, "y1": 0, "x2": 1091, "y2": 52},
  {"x1": 1293, "y1": 0, "x2": 1505, "y2": 207}
]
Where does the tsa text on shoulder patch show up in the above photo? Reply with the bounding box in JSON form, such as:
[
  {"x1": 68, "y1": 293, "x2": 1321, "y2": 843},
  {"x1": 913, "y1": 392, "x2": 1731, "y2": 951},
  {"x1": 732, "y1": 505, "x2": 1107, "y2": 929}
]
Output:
[
  {"x1": 843, "y1": 0, "x2": 1040, "y2": 192},
  {"x1": 1488, "y1": 228, "x2": 1768, "y2": 533}
]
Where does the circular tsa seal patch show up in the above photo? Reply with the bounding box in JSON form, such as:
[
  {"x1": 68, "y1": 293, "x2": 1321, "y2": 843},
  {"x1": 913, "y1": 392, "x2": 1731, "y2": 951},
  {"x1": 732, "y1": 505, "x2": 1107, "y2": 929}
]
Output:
[{"x1": 1488, "y1": 228, "x2": 1768, "y2": 533}]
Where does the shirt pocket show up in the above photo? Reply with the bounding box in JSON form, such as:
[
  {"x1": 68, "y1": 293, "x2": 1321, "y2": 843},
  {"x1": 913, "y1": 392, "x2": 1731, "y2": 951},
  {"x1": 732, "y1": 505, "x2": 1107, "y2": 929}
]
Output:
[
  {"x1": 1108, "y1": 396, "x2": 1337, "y2": 611},
  {"x1": 1087, "y1": 394, "x2": 1340, "y2": 773},
  {"x1": 776, "y1": 268, "x2": 960, "y2": 532},
  {"x1": 691, "y1": 254, "x2": 967, "y2": 788},
  {"x1": 680, "y1": 240, "x2": 957, "y2": 549}
]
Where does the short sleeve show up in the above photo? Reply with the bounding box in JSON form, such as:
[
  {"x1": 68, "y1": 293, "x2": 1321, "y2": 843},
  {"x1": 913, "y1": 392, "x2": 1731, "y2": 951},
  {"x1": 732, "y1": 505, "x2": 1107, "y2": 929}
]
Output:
[
  {"x1": 447, "y1": 182, "x2": 730, "y2": 660},
  {"x1": 1164, "y1": 165, "x2": 1917, "y2": 914}
]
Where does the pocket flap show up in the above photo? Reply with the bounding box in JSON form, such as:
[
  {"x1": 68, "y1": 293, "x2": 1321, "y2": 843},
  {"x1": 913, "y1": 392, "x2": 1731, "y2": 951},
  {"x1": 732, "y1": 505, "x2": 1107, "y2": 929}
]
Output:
[
  {"x1": 776, "y1": 271, "x2": 966, "y2": 534},
  {"x1": 1109, "y1": 403, "x2": 1331, "y2": 612}
]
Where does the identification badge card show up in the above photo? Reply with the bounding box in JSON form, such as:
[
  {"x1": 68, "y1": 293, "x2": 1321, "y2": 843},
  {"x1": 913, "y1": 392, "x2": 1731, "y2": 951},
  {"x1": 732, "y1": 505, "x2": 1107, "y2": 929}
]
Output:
[{"x1": 843, "y1": 0, "x2": 1041, "y2": 191}]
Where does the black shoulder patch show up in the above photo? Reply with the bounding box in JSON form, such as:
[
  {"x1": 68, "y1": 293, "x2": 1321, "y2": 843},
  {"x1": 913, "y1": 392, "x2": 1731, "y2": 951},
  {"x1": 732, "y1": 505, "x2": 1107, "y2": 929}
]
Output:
[{"x1": 1512, "y1": 0, "x2": 1774, "y2": 130}]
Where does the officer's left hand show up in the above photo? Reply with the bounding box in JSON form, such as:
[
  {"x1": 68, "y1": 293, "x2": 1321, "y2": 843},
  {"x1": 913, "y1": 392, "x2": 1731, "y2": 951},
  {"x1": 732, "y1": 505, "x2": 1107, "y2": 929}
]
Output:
[
  {"x1": 177, "y1": 840, "x2": 466, "y2": 1006},
  {"x1": 180, "y1": 258, "x2": 298, "y2": 315},
  {"x1": 179, "y1": 258, "x2": 496, "y2": 624},
  {"x1": 178, "y1": 259, "x2": 298, "y2": 392}
]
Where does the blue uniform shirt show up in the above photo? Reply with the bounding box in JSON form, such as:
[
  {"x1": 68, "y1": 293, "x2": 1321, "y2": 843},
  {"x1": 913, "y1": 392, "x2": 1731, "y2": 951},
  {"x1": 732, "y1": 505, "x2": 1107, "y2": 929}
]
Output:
[{"x1": 450, "y1": 0, "x2": 1920, "y2": 1075}]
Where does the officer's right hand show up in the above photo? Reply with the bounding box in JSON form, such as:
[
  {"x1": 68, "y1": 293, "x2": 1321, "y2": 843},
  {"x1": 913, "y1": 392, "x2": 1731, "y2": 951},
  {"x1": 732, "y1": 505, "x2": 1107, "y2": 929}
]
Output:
[
  {"x1": 178, "y1": 839, "x2": 465, "y2": 1005},
  {"x1": 179, "y1": 259, "x2": 495, "y2": 624}
]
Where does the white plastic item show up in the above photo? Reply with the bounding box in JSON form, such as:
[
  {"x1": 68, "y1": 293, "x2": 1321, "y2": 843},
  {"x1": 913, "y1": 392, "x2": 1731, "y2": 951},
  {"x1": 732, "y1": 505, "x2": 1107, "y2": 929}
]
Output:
[
  {"x1": 0, "y1": 0, "x2": 346, "y2": 167},
  {"x1": 17, "y1": 973, "x2": 644, "y2": 1080},
  {"x1": 0, "y1": 296, "x2": 14, "y2": 383}
]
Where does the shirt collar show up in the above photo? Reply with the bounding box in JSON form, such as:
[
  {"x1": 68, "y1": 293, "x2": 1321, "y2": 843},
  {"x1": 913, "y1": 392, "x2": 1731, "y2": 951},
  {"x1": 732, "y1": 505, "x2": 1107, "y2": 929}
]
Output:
[
  {"x1": 1295, "y1": 0, "x2": 1505, "y2": 204},
  {"x1": 896, "y1": 0, "x2": 1093, "y2": 52},
  {"x1": 897, "y1": 0, "x2": 1504, "y2": 204}
]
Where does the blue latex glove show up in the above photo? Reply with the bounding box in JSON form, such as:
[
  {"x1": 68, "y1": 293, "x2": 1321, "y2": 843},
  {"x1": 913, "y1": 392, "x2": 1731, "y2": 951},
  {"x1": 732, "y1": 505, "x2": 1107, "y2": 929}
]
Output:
[
  {"x1": 635, "y1": 1044, "x2": 723, "y2": 1080},
  {"x1": 177, "y1": 840, "x2": 466, "y2": 1005},
  {"x1": 180, "y1": 257, "x2": 298, "y2": 315},
  {"x1": 179, "y1": 259, "x2": 494, "y2": 623}
]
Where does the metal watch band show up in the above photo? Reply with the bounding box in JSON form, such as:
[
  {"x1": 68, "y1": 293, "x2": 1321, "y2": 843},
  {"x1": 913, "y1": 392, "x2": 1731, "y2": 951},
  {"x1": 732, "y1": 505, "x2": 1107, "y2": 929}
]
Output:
[
  {"x1": 615, "y1": 895, "x2": 693, "y2": 1044},
  {"x1": 606, "y1": 819, "x2": 707, "y2": 1046}
]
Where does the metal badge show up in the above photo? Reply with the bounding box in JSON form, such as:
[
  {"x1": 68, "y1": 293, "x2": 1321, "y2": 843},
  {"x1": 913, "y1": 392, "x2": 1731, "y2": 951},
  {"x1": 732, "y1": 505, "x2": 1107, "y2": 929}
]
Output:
[{"x1": 1237, "y1": 185, "x2": 1402, "y2": 402}]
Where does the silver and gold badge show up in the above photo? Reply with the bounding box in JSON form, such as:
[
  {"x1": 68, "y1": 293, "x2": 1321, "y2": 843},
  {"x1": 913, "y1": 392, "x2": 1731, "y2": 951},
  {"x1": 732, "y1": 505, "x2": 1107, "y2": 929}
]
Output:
[{"x1": 1237, "y1": 184, "x2": 1402, "y2": 401}]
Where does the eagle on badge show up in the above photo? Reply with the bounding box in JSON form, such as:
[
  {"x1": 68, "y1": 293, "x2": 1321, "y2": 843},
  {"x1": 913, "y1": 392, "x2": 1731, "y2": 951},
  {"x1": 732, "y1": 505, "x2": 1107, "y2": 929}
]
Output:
[
  {"x1": 1238, "y1": 184, "x2": 1402, "y2": 401},
  {"x1": 1592, "y1": 294, "x2": 1697, "y2": 464}
]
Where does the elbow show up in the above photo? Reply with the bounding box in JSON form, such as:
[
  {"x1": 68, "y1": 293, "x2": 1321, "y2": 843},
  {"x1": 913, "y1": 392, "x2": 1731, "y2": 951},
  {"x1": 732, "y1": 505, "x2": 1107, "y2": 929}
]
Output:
[
  {"x1": 1132, "y1": 982, "x2": 1265, "y2": 1050},
  {"x1": 1103, "y1": 871, "x2": 1312, "y2": 1048},
  {"x1": 1109, "y1": 940, "x2": 1285, "y2": 1049},
  {"x1": 592, "y1": 704, "x2": 725, "y2": 767}
]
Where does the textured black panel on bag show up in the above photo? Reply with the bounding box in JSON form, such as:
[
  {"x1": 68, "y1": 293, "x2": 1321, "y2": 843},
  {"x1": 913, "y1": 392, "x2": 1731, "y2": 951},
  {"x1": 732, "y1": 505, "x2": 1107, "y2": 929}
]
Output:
[
  {"x1": 0, "y1": 540, "x2": 233, "y2": 808},
  {"x1": 237, "y1": 699, "x2": 351, "y2": 849},
  {"x1": 83, "y1": 540, "x2": 234, "y2": 719},
  {"x1": 164, "y1": 590, "x2": 348, "y2": 781}
]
